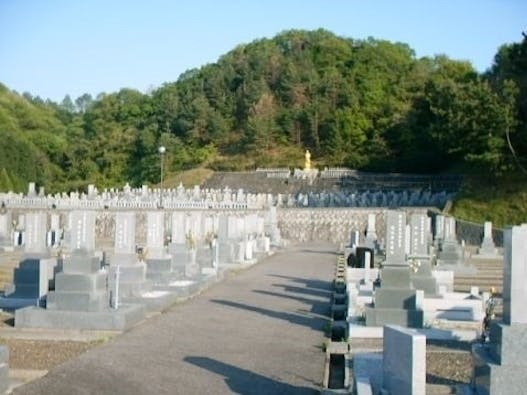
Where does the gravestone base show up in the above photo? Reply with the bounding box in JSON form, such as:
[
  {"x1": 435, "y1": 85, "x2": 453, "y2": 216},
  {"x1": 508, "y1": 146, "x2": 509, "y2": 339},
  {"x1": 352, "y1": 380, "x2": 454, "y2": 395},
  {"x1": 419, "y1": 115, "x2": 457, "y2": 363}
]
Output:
[
  {"x1": 365, "y1": 305, "x2": 424, "y2": 328},
  {"x1": 108, "y1": 263, "x2": 152, "y2": 298},
  {"x1": 15, "y1": 304, "x2": 145, "y2": 330},
  {"x1": 185, "y1": 263, "x2": 200, "y2": 279},
  {"x1": 146, "y1": 257, "x2": 181, "y2": 286},
  {"x1": 162, "y1": 280, "x2": 201, "y2": 298},
  {"x1": 0, "y1": 295, "x2": 43, "y2": 310},
  {"x1": 0, "y1": 257, "x2": 53, "y2": 309},
  {"x1": 120, "y1": 291, "x2": 179, "y2": 313},
  {"x1": 365, "y1": 265, "x2": 424, "y2": 328},
  {"x1": 411, "y1": 260, "x2": 438, "y2": 296},
  {"x1": 217, "y1": 241, "x2": 236, "y2": 265},
  {"x1": 46, "y1": 291, "x2": 107, "y2": 312},
  {"x1": 438, "y1": 240, "x2": 463, "y2": 265}
]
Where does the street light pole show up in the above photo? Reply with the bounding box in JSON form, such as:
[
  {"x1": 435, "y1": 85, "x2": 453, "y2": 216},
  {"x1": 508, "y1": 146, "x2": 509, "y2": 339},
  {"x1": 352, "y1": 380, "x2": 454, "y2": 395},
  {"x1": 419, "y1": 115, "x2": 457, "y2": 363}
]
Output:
[{"x1": 158, "y1": 146, "x2": 166, "y2": 208}]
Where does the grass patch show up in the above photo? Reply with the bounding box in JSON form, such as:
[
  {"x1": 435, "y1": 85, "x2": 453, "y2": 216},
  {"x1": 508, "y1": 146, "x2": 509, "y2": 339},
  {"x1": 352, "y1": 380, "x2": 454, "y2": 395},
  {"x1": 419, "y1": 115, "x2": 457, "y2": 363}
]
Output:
[
  {"x1": 162, "y1": 168, "x2": 214, "y2": 188},
  {"x1": 450, "y1": 173, "x2": 527, "y2": 227}
]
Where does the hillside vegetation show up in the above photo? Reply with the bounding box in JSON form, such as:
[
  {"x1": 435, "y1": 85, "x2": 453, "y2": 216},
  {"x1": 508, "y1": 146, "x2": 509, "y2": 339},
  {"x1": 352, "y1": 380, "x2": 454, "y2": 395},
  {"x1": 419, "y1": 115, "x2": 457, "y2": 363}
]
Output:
[{"x1": 0, "y1": 29, "x2": 526, "y2": 224}]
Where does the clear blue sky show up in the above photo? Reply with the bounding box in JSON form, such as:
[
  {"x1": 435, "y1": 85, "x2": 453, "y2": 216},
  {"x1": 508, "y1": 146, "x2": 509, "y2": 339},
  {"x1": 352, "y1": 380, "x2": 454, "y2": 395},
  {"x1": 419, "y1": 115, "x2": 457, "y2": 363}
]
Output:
[{"x1": 1, "y1": 0, "x2": 525, "y2": 102}]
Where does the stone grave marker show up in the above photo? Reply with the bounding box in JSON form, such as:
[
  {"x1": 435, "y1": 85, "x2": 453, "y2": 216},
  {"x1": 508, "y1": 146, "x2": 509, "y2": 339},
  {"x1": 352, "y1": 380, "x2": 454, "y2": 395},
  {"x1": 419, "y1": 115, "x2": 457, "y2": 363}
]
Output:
[
  {"x1": 108, "y1": 211, "x2": 152, "y2": 298},
  {"x1": 23, "y1": 212, "x2": 48, "y2": 257},
  {"x1": 409, "y1": 213, "x2": 437, "y2": 296},
  {"x1": 383, "y1": 325, "x2": 425, "y2": 395},
  {"x1": 365, "y1": 210, "x2": 423, "y2": 328},
  {"x1": 474, "y1": 221, "x2": 500, "y2": 259},
  {"x1": 0, "y1": 211, "x2": 13, "y2": 251},
  {"x1": 68, "y1": 210, "x2": 96, "y2": 252},
  {"x1": 364, "y1": 213, "x2": 377, "y2": 249}
]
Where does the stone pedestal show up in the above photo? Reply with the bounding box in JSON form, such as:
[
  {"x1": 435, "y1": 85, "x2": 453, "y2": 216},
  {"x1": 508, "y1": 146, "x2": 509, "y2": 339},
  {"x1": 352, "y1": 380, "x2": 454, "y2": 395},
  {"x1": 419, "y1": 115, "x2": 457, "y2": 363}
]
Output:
[
  {"x1": 410, "y1": 259, "x2": 438, "y2": 296},
  {"x1": 108, "y1": 255, "x2": 152, "y2": 298},
  {"x1": 474, "y1": 221, "x2": 500, "y2": 259},
  {"x1": 15, "y1": 249, "x2": 145, "y2": 330},
  {"x1": 0, "y1": 257, "x2": 54, "y2": 309},
  {"x1": 365, "y1": 267, "x2": 423, "y2": 328},
  {"x1": 46, "y1": 249, "x2": 106, "y2": 311}
]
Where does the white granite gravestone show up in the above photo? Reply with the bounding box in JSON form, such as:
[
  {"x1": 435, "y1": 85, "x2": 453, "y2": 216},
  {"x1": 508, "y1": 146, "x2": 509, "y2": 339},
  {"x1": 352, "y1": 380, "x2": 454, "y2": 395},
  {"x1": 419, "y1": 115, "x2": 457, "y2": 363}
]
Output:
[
  {"x1": 409, "y1": 213, "x2": 437, "y2": 295},
  {"x1": 437, "y1": 216, "x2": 463, "y2": 266},
  {"x1": 171, "y1": 212, "x2": 186, "y2": 245},
  {"x1": 112, "y1": 212, "x2": 136, "y2": 261},
  {"x1": 385, "y1": 211, "x2": 406, "y2": 265},
  {"x1": 47, "y1": 213, "x2": 61, "y2": 247},
  {"x1": 146, "y1": 211, "x2": 165, "y2": 258},
  {"x1": 24, "y1": 212, "x2": 48, "y2": 258},
  {"x1": 69, "y1": 211, "x2": 96, "y2": 251},
  {"x1": 383, "y1": 325, "x2": 425, "y2": 395},
  {"x1": 0, "y1": 211, "x2": 13, "y2": 251},
  {"x1": 474, "y1": 221, "x2": 500, "y2": 259},
  {"x1": 410, "y1": 213, "x2": 428, "y2": 258},
  {"x1": 364, "y1": 213, "x2": 377, "y2": 249},
  {"x1": 108, "y1": 211, "x2": 152, "y2": 298}
]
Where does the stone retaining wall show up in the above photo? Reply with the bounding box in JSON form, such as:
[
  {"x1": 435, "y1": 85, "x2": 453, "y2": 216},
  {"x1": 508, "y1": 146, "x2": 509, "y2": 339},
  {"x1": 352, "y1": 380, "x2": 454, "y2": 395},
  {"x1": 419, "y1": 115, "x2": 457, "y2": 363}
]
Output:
[{"x1": 277, "y1": 208, "x2": 429, "y2": 244}]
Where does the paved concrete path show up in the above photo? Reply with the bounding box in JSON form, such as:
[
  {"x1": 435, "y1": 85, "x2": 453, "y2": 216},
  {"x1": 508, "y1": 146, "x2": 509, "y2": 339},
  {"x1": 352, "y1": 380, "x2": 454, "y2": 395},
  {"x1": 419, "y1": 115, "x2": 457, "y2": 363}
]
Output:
[{"x1": 13, "y1": 243, "x2": 336, "y2": 395}]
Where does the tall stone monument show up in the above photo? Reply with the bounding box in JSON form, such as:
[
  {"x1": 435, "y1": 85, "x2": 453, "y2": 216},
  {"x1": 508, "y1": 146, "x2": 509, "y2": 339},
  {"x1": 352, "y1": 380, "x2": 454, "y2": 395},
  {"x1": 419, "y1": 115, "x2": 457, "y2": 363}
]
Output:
[
  {"x1": 0, "y1": 210, "x2": 13, "y2": 252},
  {"x1": 364, "y1": 213, "x2": 377, "y2": 250},
  {"x1": 409, "y1": 213, "x2": 437, "y2": 296},
  {"x1": 365, "y1": 210, "x2": 423, "y2": 328},
  {"x1": 472, "y1": 224, "x2": 527, "y2": 394},
  {"x1": 437, "y1": 216, "x2": 463, "y2": 266},
  {"x1": 108, "y1": 212, "x2": 152, "y2": 298},
  {"x1": 474, "y1": 221, "x2": 500, "y2": 259}
]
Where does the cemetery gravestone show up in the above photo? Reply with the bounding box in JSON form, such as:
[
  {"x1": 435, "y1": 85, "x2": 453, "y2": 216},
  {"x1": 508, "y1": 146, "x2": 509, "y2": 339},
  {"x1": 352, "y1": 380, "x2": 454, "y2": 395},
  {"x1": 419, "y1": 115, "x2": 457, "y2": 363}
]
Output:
[
  {"x1": 365, "y1": 210, "x2": 423, "y2": 328},
  {"x1": 437, "y1": 217, "x2": 463, "y2": 266},
  {"x1": 383, "y1": 325, "x2": 426, "y2": 395},
  {"x1": 0, "y1": 211, "x2": 13, "y2": 251},
  {"x1": 108, "y1": 212, "x2": 152, "y2": 298},
  {"x1": 364, "y1": 213, "x2": 377, "y2": 250},
  {"x1": 15, "y1": 210, "x2": 146, "y2": 330},
  {"x1": 474, "y1": 221, "x2": 500, "y2": 259},
  {"x1": 409, "y1": 213, "x2": 437, "y2": 296}
]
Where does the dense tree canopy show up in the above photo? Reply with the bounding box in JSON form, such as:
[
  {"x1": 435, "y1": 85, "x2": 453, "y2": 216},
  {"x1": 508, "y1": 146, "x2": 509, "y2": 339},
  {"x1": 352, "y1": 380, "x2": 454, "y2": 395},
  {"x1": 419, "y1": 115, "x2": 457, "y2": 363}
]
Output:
[{"x1": 0, "y1": 29, "x2": 525, "y2": 192}]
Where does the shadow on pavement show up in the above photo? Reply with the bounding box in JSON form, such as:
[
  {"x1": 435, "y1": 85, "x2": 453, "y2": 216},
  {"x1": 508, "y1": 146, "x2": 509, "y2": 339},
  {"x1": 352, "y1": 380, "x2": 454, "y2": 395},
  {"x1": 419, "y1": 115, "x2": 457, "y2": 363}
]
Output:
[
  {"x1": 211, "y1": 299, "x2": 329, "y2": 330},
  {"x1": 272, "y1": 284, "x2": 333, "y2": 299},
  {"x1": 252, "y1": 289, "x2": 330, "y2": 317},
  {"x1": 184, "y1": 356, "x2": 317, "y2": 395},
  {"x1": 268, "y1": 274, "x2": 333, "y2": 292}
]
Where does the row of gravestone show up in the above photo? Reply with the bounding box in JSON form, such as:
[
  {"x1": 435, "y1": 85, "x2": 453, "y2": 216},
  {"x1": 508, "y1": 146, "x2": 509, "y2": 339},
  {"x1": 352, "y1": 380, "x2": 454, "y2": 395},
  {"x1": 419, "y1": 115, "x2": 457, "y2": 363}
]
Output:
[
  {"x1": 0, "y1": 207, "x2": 281, "y2": 251},
  {"x1": 2, "y1": 182, "x2": 454, "y2": 213},
  {"x1": 353, "y1": 223, "x2": 527, "y2": 395},
  {"x1": 345, "y1": 210, "x2": 501, "y2": 328},
  {"x1": 1, "y1": 182, "x2": 276, "y2": 210},
  {"x1": 283, "y1": 189, "x2": 453, "y2": 208},
  {"x1": 0, "y1": 209, "x2": 280, "y2": 331}
]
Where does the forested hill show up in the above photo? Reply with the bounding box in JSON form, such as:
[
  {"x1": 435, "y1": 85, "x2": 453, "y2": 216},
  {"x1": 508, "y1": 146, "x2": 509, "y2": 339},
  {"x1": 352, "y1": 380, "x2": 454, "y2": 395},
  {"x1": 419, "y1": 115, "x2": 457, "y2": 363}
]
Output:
[{"x1": 1, "y1": 29, "x2": 526, "y2": 192}]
